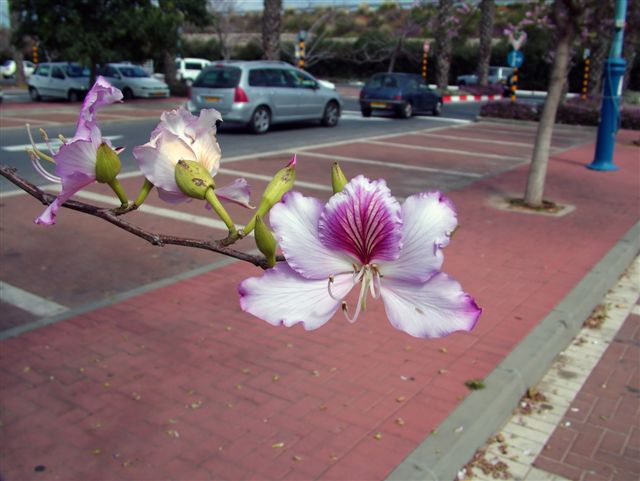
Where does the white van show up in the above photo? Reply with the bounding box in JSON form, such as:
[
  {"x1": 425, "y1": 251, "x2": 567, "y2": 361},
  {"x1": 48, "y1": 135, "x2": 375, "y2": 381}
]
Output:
[{"x1": 176, "y1": 57, "x2": 211, "y2": 85}]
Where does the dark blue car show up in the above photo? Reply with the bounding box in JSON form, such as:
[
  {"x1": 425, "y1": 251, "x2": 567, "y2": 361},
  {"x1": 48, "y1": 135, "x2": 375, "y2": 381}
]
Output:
[{"x1": 359, "y1": 72, "x2": 443, "y2": 118}]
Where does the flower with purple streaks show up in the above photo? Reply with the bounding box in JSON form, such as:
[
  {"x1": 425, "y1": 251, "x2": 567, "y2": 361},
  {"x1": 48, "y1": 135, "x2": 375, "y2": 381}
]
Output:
[{"x1": 239, "y1": 175, "x2": 481, "y2": 338}]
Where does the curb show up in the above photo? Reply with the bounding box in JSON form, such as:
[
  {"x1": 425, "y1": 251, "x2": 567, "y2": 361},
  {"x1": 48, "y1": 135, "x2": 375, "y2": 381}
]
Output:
[
  {"x1": 386, "y1": 221, "x2": 640, "y2": 481},
  {"x1": 443, "y1": 94, "x2": 503, "y2": 103}
]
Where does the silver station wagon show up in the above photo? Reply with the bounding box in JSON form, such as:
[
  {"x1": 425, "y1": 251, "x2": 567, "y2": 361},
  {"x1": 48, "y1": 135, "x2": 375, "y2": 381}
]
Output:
[{"x1": 188, "y1": 60, "x2": 342, "y2": 134}]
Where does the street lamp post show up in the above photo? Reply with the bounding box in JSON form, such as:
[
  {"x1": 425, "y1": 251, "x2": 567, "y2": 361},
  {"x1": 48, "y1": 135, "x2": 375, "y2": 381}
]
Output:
[{"x1": 588, "y1": 0, "x2": 627, "y2": 171}]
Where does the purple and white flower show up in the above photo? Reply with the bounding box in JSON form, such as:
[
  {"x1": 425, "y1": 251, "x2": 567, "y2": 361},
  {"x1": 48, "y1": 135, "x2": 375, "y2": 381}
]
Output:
[
  {"x1": 31, "y1": 76, "x2": 123, "y2": 225},
  {"x1": 133, "y1": 106, "x2": 251, "y2": 207},
  {"x1": 239, "y1": 176, "x2": 481, "y2": 339}
]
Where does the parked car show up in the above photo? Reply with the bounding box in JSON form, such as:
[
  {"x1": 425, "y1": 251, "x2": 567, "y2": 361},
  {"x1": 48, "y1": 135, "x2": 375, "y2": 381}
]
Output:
[
  {"x1": 456, "y1": 66, "x2": 514, "y2": 87},
  {"x1": 28, "y1": 62, "x2": 90, "y2": 102},
  {"x1": 175, "y1": 57, "x2": 211, "y2": 85},
  {"x1": 1, "y1": 59, "x2": 36, "y2": 78},
  {"x1": 188, "y1": 60, "x2": 343, "y2": 134},
  {"x1": 359, "y1": 72, "x2": 442, "y2": 118},
  {"x1": 97, "y1": 63, "x2": 170, "y2": 99}
]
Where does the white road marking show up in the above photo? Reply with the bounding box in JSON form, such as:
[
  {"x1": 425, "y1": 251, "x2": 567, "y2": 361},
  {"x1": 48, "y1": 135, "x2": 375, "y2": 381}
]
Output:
[
  {"x1": 219, "y1": 168, "x2": 332, "y2": 192},
  {"x1": 299, "y1": 151, "x2": 482, "y2": 178},
  {"x1": 415, "y1": 132, "x2": 536, "y2": 148},
  {"x1": 2, "y1": 135, "x2": 123, "y2": 152},
  {"x1": 367, "y1": 139, "x2": 527, "y2": 162},
  {"x1": 0, "y1": 280, "x2": 68, "y2": 317},
  {"x1": 341, "y1": 110, "x2": 472, "y2": 124}
]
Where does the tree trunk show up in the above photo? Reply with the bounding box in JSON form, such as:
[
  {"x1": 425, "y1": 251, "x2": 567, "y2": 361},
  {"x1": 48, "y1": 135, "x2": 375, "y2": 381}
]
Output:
[
  {"x1": 387, "y1": 35, "x2": 404, "y2": 73},
  {"x1": 163, "y1": 51, "x2": 179, "y2": 89},
  {"x1": 524, "y1": 30, "x2": 574, "y2": 207},
  {"x1": 262, "y1": 0, "x2": 282, "y2": 60},
  {"x1": 477, "y1": 0, "x2": 495, "y2": 86},
  {"x1": 588, "y1": 39, "x2": 609, "y2": 97},
  {"x1": 435, "y1": 0, "x2": 454, "y2": 90},
  {"x1": 13, "y1": 49, "x2": 26, "y2": 87}
]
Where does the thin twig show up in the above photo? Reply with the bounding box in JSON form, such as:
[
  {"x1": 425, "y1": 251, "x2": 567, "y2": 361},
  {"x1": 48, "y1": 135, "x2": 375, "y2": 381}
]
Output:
[{"x1": 0, "y1": 165, "x2": 281, "y2": 269}]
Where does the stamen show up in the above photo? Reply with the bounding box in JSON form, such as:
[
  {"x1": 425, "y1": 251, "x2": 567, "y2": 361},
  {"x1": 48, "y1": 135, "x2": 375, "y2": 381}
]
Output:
[
  {"x1": 26, "y1": 124, "x2": 55, "y2": 164},
  {"x1": 29, "y1": 150, "x2": 61, "y2": 183},
  {"x1": 370, "y1": 264, "x2": 382, "y2": 299},
  {"x1": 342, "y1": 274, "x2": 367, "y2": 324},
  {"x1": 38, "y1": 128, "x2": 56, "y2": 157}
]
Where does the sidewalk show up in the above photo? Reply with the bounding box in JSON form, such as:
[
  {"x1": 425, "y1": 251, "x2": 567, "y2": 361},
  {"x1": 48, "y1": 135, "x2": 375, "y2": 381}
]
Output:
[{"x1": 0, "y1": 127, "x2": 638, "y2": 481}]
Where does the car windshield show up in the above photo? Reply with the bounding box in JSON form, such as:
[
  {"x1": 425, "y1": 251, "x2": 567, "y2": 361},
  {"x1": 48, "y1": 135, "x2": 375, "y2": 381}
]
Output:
[
  {"x1": 193, "y1": 67, "x2": 241, "y2": 88},
  {"x1": 65, "y1": 65, "x2": 90, "y2": 77},
  {"x1": 119, "y1": 66, "x2": 150, "y2": 78}
]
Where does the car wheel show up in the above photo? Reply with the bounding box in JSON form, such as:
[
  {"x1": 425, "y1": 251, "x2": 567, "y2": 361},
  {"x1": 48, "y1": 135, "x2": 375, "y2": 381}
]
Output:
[
  {"x1": 398, "y1": 102, "x2": 412, "y2": 119},
  {"x1": 321, "y1": 101, "x2": 340, "y2": 127},
  {"x1": 122, "y1": 88, "x2": 134, "y2": 100},
  {"x1": 249, "y1": 106, "x2": 271, "y2": 134},
  {"x1": 68, "y1": 90, "x2": 81, "y2": 102},
  {"x1": 29, "y1": 87, "x2": 41, "y2": 102},
  {"x1": 361, "y1": 107, "x2": 372, "y2": 118},
  {"x1": 432, "y1": 101, "x2": 443, "y2": 116}
]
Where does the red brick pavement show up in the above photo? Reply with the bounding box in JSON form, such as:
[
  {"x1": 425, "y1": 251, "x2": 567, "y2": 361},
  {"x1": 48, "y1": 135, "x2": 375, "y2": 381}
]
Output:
[
  {"x1": 534, "y1": 308, "x2": 640, "y2": 481},
  {"x1": 0, "y1": 129, "x2": 638, "y2": 481}
]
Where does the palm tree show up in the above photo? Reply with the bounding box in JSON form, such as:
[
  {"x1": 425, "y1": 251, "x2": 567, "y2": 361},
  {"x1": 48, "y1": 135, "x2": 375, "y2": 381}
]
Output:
[
  {"x1": 435, "y1": 0, "x2": 454, "y2": 90},
  {"x1": 476, "y1": 0, "x2": 495, "y2": 86},
  {"x1": 262, "y1": 0, "x2": 282, "y2": 60}
]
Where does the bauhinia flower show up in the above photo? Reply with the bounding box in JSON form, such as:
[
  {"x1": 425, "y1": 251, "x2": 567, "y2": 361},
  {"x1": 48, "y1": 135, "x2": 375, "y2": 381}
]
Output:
[
  {"x1": 30, "y1": 76, "x2": 124, "y2": 225},
  {"x1": 133, "y1": 106, "x2": 251, "y2": 209},
  {"x1": 239, "y1": 175, "x2": 481, "y2": 339}
]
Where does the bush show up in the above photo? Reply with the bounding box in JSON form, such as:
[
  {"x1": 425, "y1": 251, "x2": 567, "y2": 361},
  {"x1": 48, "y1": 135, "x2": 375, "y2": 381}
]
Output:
[{"x1": 480, "y1": 98, "x2": 640, "y2": 130}]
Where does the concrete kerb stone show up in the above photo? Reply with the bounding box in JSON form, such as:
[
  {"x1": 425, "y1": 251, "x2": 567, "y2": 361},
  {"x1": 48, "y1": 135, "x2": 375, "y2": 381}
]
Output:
[{"x1": 385, "y1": 221, "x2": 640, "y2": 481}]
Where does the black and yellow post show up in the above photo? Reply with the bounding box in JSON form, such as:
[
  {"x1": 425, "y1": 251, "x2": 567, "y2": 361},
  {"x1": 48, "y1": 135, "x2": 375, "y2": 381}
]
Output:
[
  {"x1": 581, "y1": 57, "x2": 591, "y2": 100},
  {"x1": 298, "y1": 39, "x2": 305, "y2": 70},
  {"x1": 32, "y1": 43, "x2": 38, "y2": 64},
  {"x1": 510, "y1": 67, "x2": 518, "y2": 103},
  {"x1": 421, "y1": 50, "x2": 428, "y2": 83}
]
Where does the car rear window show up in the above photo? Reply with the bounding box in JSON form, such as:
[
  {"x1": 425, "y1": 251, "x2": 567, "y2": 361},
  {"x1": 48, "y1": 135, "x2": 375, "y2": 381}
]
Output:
[
  {"x1": 194, "y1": 67, "x2": 241, "y2": 88},
  {"x1": 366, "y1": 75, "x2": 399, "y2": 88}
]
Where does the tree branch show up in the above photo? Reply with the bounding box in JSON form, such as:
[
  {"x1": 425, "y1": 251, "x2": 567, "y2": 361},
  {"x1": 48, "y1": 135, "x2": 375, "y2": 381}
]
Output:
[{"x1": 0, "y1": 164, "x2": 280, "y2": 270}]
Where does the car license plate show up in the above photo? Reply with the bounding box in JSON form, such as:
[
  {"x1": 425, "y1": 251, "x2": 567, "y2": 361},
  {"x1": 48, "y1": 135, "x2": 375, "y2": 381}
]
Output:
[
  {"x1": 370, "y1": 102, "x2": 387, "y2": 108},
  {"x1": 204, "y1": 96, "x2": 221, "y2": 102},
  {"x1": 151, "y1": 92, "x2": 166, "y2": 97}
]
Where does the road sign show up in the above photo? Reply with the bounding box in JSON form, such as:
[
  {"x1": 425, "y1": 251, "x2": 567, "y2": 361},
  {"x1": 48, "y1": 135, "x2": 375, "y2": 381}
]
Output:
[
  {"x1": 423, "y1": 40, "x2": 430, "y2": 54},
  {"x1": 507, "y1": 50, "x2": 524, "y2": 68}
]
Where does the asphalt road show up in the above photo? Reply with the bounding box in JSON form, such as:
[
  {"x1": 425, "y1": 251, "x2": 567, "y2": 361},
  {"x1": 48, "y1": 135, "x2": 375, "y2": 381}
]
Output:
[{"x1": 0, "y1": 96, "x2": 482, "y2": 191}]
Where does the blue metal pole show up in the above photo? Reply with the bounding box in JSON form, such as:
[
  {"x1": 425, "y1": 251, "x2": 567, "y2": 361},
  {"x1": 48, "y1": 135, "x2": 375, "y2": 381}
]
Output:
[{"x1": 588, "y1": 0, "x2": 627, "y2": 171}]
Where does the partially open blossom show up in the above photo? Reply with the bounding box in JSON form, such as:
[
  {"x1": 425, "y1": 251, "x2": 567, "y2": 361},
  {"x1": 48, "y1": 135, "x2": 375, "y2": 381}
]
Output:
[
  {"x1": 31, "y1": 76, "x2": 123, "y2": 225},
  {"x1": 133, "y1": 106, "x2": 251, "y2": 207},
  {"x1": 239, "y1": 176, "x2": 481, "y2": 339}
]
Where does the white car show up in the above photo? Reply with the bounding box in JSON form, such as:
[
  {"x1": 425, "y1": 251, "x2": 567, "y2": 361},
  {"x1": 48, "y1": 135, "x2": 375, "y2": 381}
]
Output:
[
  {"x1": 176, "y1": 57, "x2": 211, "y2": 85},
  {"x1": 1, "y1": 59, "x2": 36, "y2": 78},
  {"x1": 98, "y1": 63, "x2": 170, "y2": 99},
  {"x1": 457, "y1": 66, "x2": 514, "y2": 86},
  {"x1": 28, "y1": 62, "x2": 90, "y2": 101}
]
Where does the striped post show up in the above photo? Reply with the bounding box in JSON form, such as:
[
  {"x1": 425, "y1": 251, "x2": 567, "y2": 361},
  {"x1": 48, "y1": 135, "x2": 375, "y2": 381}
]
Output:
[
  {"x1": 510, "y1": 67, "x2": 518, "y2": 103},
  {"x1": 581, "y1": 57, "x2": 591, "y2": 100},
  {"x1": 298, "y1": 39, "x2": 305, "y2": 70}
]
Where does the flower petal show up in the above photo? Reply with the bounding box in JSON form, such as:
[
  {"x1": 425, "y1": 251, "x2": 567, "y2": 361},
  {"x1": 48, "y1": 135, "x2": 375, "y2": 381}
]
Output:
[
  {"x1": 318, "y1": 175, "x2": 402, "y2": 265},
  {"x1": 157, "y1": 187, "x2": 189, "y2": 204},
  {"x1": 215, "y1": 178, "x2": 254, "y2": 208},
  {"x1": 238, "y1": 263, "x2": 354, "y2": 330},
  {"x1": 133, "y1": 132, "x2": 195, "y2": 193},
  {"x1": 35, "y1": 173, "x2": 94, "y2": 225},
  {"x1": 380, "y1": 273, "x2": 481, "y2": 339},
  {"x1": 75, "y1": 76, "x2": 122, "y2": 140},
  {"x1": 380, "y1": 191, "x2": 458, "y2": 282},
  {"x1": 270, "y1": 191, "x2": 353, "y2": 280},
  {"x1": 54, "y1": 137, "x2": 100, "y2": 178}
]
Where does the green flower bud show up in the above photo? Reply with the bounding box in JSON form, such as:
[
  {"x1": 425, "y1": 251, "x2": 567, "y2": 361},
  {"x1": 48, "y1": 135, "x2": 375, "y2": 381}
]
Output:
[
  {"x1": 174, "y1": 159, "x2": 215, "y2": 200},
  {"x1": 331, "y1": 162, "x2": 348, "y2": 193},
  {"x1": 95, "y1": 143, "x2": 122, "y2": 184},
  {"x1": 257, "y1": 154, "x2": 296, "y2": 216},
  {"x1": 254, "y1": 215, "x2": 277, "y2": 268}
]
